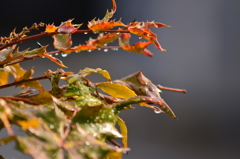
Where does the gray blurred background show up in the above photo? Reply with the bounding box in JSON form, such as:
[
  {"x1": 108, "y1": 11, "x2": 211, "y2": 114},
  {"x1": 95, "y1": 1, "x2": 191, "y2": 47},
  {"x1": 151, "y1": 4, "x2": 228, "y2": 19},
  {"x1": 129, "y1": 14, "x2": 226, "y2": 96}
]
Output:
[{"x1": 0, "y1": 0, "x2": 240, "y2": 158}]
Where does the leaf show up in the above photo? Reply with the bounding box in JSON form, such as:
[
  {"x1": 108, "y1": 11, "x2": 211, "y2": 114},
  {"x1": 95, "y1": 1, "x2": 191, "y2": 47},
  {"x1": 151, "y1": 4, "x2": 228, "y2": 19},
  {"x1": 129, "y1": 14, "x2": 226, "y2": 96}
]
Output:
[
  {"x1": 17, "y1": 118, "x2": 41, "y2": 131},
  {"x1": 53, "y1": 34, "x2": 72, "y2": 51},
  {"x1": 142, "y1": 21, "x2": 170, "y2": 28},
  {"x1": 45, "y1": 23, "x2": 59, "y2": 33},
  {"x1": 119, "y1": 71, "x2": 177, "y2": 119},
  {"x1": 10, "y1": 63, "x2": 26, "y2": 79},
  {"x1": 121, "y1": 41, "x2": 153, "y2": 57},
  {"x1": 88, "y1": 20, "x2": 125, "y2": 32},
  {"x1": 97, "y1": 82, "x2": 136, "y2": 99},
  {"x1": 79, "y1": 67, "x2": 111, "y2": 81},
  {"x1": 0, "y1": 70, "x2": 9, "y2": 85},
  {"x1": 13, "y1": 67, "x2": 44, "y2": 89},
  {"x1": 43, "y1": 53, "x2": 67, "y2": 68},
  {"x1": 88, "y1": 0, "x2": 125, "y2": 32},
  {"x1": 13, "y1": 45, "x2": 48, "y2": 57},
  {"x1": 27, "y1": 90, "x2": 53, "y2": 104},
  {"x1": 60, "y1": 45, "x2": 97, "y2": 54},
  {"x1": 118, "y1": 33, "x2": 130, "y2": 46},
  {"x1": 128, "y1": 26, "x2": 167, "y2": 51},
  {"x1": 117, "y1": 117, "x2": 128, "y2": 148},
  {"x1": 0, "y1": 136, "x2": 16, "y2": 146},
  {"x1": 57, "y1": 19, "x2": 82, "y2": 34},
  {"x1": 104, "y1": 152, "x2": 123, "y2": 159},
  {"x1": 86, "y1": 32, "x2": 121, "y2": 48}
]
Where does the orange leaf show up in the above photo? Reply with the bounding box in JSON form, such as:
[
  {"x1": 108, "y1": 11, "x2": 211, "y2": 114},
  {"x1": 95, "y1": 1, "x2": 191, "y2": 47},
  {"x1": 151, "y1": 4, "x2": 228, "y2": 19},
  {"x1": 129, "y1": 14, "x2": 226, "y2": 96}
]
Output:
[
  {"x1": 128, "y1": 26, "x2": 167, "y2": 51},
  {"x1": 88, "y1": 20, "x2": 125, "y2": 32},
  {"x1": 121, "y1": 41, "x2": 153, "y2": 57},
  {"x1": 60, "y1": 45, "x2": 97, "y2": 54},
  {"x1": 43, "y1": 53, "x2": 67, "y2": 68},
  {"x1": 45, "y1": 23, "x2": 59, "y2": 33},
  {"x1": 86, "y1": 32, "x2": 121, "y2": 47}
]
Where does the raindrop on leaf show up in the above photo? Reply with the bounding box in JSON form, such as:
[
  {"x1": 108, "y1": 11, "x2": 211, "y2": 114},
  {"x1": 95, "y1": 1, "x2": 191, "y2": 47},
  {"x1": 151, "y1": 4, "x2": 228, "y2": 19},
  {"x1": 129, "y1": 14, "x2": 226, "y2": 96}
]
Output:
[
  {"x1": 103, "y1": 49, "x2": 108, "y2": 52},
  {"x1": 61, "y1": 53, "x2": 68, "y2": 57}
]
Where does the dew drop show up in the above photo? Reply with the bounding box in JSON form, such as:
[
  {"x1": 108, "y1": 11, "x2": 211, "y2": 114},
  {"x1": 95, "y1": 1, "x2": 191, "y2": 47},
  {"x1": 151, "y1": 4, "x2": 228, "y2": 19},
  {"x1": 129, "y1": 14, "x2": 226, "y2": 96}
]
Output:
[
  {"x1": 139, "y1": 36, "x2": 142, "y2": 39},
  {"x1": 88, "y1": 50, "x2": 92, "y2": 52},
  {"x1": 84, "y1": 32, "x2": 88, "y2": 34},
  {"x1": 98, "y1": 48, "x2": 101, "y2": 51},
  {"x1": 49, "y1": 124, "x2": 55, "y2": 129},
  {"x1": 114, "y1": 48, "x2": 118, "y2": 51},
  {"x1": 103, "y1": 49, "x2": 108, "y2": 52},
  {"x1": 61, "y1": 53, "x2": 68, "y2": 57},
  {"x1": 42, "y1": 56, "x2": 45, "y2": 58},
  {"x1": 55, "y1": 53, "x2": 59, "y2": 56},
  {"x1": 104, "y1": 44, "x2": 108, "y2": 46},
  {"x1": 116, "y1": 32, "x2": 120, "y2": 34},
  {"x1": 154, "y1": 110, "x2": 162, "y2": 114}
]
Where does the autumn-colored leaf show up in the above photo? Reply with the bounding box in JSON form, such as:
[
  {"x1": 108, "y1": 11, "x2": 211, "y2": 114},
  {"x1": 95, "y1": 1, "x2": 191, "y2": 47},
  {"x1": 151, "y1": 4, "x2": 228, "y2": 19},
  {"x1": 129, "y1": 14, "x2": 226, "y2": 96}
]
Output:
[
  {"x1": 128, "y1": 26, "x2": 167, "y2": 51},
  {"x1": 43, "y1": 53, "x2": 67, "y2": 68},
  {"x1": 17, "y1": 119, "x2": 41, "y2": 131},
  {"x1": 60, "y1": 45, "x2": 97, "y2": 54},
  {"x1": 117, "y1": 117, "x2": 128, "y2": 148},
  {"x1": 79, "y1": 67, "x2": 111, "y2": 81},
  {"x1": 86, "y1": 32, "x2": 121, "y2": 48},
  {"x1": 88, "y1": 20, "x2": 125, "y2": 32},
  {"x1": 121, "y1": 41, "x2": 153, "y2": 57},
  {"x1": 104, "y1": 151, "x2": 123, "y2": 159},
  {"x1": 15, "y1": 67, "x2": 34, "y2": 81},
  {"x1": 0, "y1": 70, "x2": 9, "y2": 85},
  {"x1": 88, "y1": 0, "x2": 125, "y2": 32},
  {"x1": 118, "y1": 33, "x2": 130, "y2": 46},
  {"x1": 142, "y1": 21, "x2": 170, "y2": 28},
  {"x1": 45, "y1": 23, "x2": 59, "y2": 33},
  {"x1": 97, "y1": 82, "x2": 136, "y2": 99},
  {"x1": 53, "y1": 34, "x2": 72, "y2": 51},
  {"x1": 13, "y1": 45, "x2": 48, "y2": 57},
  {"x1": 57, "y1": 19, "x2": 82, "y2": 34},
  {"x1": 10, "y1": 63, "x2": 26, "y2": 79},
  {"x1": 27, "y1": 90, "x2": 53, "y2": 104}
]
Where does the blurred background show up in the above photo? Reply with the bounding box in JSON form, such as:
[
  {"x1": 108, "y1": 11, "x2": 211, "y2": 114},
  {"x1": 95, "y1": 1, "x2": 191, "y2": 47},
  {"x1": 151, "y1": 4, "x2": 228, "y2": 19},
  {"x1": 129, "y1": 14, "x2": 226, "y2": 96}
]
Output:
[{"x1": 0, "y1": 0, "x2": 240, "y2": 158}]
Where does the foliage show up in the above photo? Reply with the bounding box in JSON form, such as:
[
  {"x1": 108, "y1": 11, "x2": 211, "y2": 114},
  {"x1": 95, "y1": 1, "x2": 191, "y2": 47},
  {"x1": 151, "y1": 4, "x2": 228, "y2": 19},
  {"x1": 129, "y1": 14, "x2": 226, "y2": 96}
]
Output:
[{"x1": 0, "y1": 0, "x2": 186, "y2": 158}]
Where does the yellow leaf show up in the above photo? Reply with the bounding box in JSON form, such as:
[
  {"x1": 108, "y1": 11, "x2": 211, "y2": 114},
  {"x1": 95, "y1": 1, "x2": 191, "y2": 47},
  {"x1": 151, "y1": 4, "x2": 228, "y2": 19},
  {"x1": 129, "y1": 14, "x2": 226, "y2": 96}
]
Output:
[
  {"x1": 0, "y1": 70, "x2": 9, "y2": 85},
  {"x1": 28, "y1": 90, "x2": 53, "y2": 104},
  {"x1": 97, "y1": 83, "x2": 136, "y2": 98},
  {"x1": 17, "y1": 119, "x2": 41, "y2": 131},
  {"x1": 104, "y1": 152, "x2": 122, "y2": 159},
  {"x1": 10, "y1": 63, "x2": 26, "y2": 79},
  {"x1": 117, "y1": 117, "x2": 128, "y2": 148}
]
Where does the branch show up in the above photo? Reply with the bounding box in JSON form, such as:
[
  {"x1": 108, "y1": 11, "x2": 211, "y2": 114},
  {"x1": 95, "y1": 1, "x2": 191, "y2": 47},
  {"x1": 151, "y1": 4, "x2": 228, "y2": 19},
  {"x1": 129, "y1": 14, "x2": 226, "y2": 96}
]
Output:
[
  {"x1": 0, "y1": 76, "x2": 48, "y2": 89},
  {"x1": 0, "y1": 30, "x2": 130, "y2": 51}
]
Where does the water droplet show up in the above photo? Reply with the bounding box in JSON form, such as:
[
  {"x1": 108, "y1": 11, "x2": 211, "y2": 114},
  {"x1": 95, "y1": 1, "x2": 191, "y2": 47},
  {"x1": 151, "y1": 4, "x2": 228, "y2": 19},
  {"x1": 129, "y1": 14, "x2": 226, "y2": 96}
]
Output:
[
  {"x1": 61, "y1": 53, "x2": 68, "y2": 57},
  {"x1": 85, "y1": 141, "x2": 90, "y2": 145},
  {"x1": 154, "y1": 107, "x2": 162, "y2": 114},
  {"x1": 116, "y1": 32, "x2": 120, "y2": 34},
  {"x1": 93, "y1": 32, "x2": 97, "y2": 34},
  {"x1": 84, "y1": 32, "x2": 88, "y2": 34},
  {"x1": 55, "y1": 53, "x2": 59, "y2": 56},
  {"x1": 139, "y1": 36, "x2": 142, "y2": 39},
  {"x1": 113, "y1": 48, "x2": 118, "y2": 51},
  {"x1": 104, "y1": 44, "x2": 108, "y2": 46},
  {"x1": 75, "y1": 51, "x2": 78, "y2": 53},
  {"x1": 154, "y1": 110, "x2": 161, "y2": 114},
  {"x1": 88, "y1": 50, "x2": 92, "y2": 52},
  {"x1": 49, "y1": 124, "x2": 55, "y2": 129},
  {"x1": 42, "y1": 56, "x2": 45, "y2": 58},
  {"x1": 98, "y1": 48, "x2": 101, "y2": 51},
  {"x1": 103, "y1": 49, "x2": 108, "y2": 52}
]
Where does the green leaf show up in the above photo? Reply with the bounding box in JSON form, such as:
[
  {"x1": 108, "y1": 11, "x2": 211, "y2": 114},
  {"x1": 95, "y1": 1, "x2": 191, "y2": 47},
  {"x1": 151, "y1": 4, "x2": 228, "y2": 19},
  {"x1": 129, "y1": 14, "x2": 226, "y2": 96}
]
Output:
[
  {"x1": 0, "y1": 136, "x2": 16, "y2": 146},
  {"x1": 97, "y1": 83, "x2": 136, "y2": 99}
]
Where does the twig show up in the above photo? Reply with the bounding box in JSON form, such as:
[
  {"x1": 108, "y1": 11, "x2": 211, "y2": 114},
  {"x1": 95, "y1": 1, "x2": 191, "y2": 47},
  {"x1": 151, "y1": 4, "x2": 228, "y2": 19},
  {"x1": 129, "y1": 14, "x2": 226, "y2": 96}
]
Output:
[{"x1": 0, "y1": 76, "x2": 48, "y2": 89}]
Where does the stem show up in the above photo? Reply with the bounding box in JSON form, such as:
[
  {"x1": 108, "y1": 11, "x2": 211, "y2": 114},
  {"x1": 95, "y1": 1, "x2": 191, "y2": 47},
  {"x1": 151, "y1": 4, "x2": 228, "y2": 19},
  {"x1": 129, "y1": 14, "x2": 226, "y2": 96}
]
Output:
[
  {"x1": 0, "y1": 30, "x2": 130, "y2": 51},
  {"x1": 0, "y1": 76, "x2": 48, "y2": 89},
  {"x1": 157, "y1": 85, "x2": 186, "y2": 93}
]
